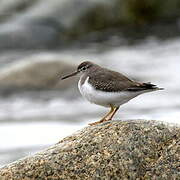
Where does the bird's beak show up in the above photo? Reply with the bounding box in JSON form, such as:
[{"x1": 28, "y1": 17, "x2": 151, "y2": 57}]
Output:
[{"x1": 61, "y1": 70, "x2": 80, "y2": 80}]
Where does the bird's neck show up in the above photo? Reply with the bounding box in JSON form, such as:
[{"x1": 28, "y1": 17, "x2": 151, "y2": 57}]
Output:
[{"x1": 79, "y1": 72, "x2": 89, "y2": 86}]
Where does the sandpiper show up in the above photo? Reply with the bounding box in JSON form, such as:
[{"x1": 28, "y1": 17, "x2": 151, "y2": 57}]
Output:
[{"x1": 61, "y1": 61, "x2": 163, "y2": 126}]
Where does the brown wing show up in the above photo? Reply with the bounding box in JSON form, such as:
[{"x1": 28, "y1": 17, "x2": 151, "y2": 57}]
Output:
[
  {"x1": 88, "y1": 67, "x2": 161, "y2": 92},
  {"x1": 88, "y1": 68, "x2": 138, "y2": 92}
]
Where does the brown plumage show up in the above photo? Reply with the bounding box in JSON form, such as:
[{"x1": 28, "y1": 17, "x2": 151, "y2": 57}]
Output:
[{"x1": 79, "y1": 62, "x2": 161, "y2": 92}]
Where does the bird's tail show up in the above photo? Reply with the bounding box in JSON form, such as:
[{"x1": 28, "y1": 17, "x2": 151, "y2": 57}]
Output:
[
  {"x1": 127, "y1": 82, "x2": 164, "y2": 92},
  {"x1": 142, "y1": 83, "x2": 164, "y2": 91}
]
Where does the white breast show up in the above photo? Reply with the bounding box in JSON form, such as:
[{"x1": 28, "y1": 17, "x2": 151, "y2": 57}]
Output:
[{"x1": 78, "y1": 76, "x2": 141, "y2": 107}]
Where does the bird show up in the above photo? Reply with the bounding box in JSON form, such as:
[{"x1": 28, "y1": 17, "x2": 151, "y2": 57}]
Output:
[{"x1": 61, "y1": 61, "x2": 163, "y2": 126}]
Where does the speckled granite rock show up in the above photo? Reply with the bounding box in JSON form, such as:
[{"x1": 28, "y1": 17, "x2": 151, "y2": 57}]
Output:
[{"x1": 0, "y1": 120, "x2": 179, "y2": 180}]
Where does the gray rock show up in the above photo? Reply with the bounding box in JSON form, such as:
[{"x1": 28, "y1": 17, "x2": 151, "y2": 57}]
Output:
[
  {"x1": 0, "y1": 0, "x2": 111, "y2": 49},
  {"x1": 1, "y1": 0, "x2": 180, "y2": 49},
  {"x1": 0, "y1": 58, "x2": 78, "y2": 90},
  {"x1": 0, "y1": 120, "x2": 179, "y2": 179}
]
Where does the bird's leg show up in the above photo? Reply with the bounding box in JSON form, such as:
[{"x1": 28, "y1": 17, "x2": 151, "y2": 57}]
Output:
[
  {"x1": 89, "y1": 105, "x2": 119, "y2": 126},
  {"x1": 105, "y1": 106, "x2": 119, "y2": 121},
  {"x1": 89, "y1": 106, "x2": 114, "y2": 126}
]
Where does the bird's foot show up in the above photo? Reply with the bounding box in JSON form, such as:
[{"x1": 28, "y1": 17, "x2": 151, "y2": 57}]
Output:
[{"x1": 89, "y1": 118, "x2": 112, "y2": 126}]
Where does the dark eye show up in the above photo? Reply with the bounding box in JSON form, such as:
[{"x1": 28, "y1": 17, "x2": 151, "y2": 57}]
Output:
[{"x1": 82, "y1": 67, "x2": 86, "y2": 71}]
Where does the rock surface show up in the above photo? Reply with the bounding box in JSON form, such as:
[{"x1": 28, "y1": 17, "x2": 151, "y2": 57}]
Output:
[
  {"x1": 0, "y1": 120, "x2": 179, "y2": 179},
  {"x1": 0, "y1": 57, "x2": 78, "y2": 90},
  {"x1": 1, "y1": 0, "x2": 180, "y2": 49}
]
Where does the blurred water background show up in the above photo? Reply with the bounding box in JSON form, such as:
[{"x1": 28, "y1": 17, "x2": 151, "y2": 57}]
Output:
[{"x1": 0, "y1": 0, "x2": 180, "y2": 167}]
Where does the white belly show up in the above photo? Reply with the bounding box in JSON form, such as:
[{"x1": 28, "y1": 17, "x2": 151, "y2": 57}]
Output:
[{"x1": 78, "y1": 76, "x2": 141, "y2": 107}]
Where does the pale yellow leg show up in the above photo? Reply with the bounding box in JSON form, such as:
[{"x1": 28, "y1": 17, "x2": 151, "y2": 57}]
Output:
[
  {"x1": 89, "y1": 105, "x2": 119, "y2": 126},
  {"x1": 105, "y1": 106, "x2": 119, "y2": 121}
]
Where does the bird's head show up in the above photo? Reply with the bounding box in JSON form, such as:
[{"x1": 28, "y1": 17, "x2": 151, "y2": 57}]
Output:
[{"x1": 61, "y1": 61, "x2": 94, "y2": 80}]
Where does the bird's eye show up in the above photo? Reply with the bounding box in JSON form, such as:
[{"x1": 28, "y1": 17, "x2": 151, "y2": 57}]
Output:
[{"x1": 81, "y1": 67, "x2": 86, "y2": 71}]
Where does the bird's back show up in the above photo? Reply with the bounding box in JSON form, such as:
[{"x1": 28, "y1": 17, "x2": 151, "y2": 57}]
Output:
[
  {"x1": 87, "y1": 66, "x2": 161, "y2": 93},
  {"x1": 88, "y1": 66, "x2": 137, "y2": 92}
]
